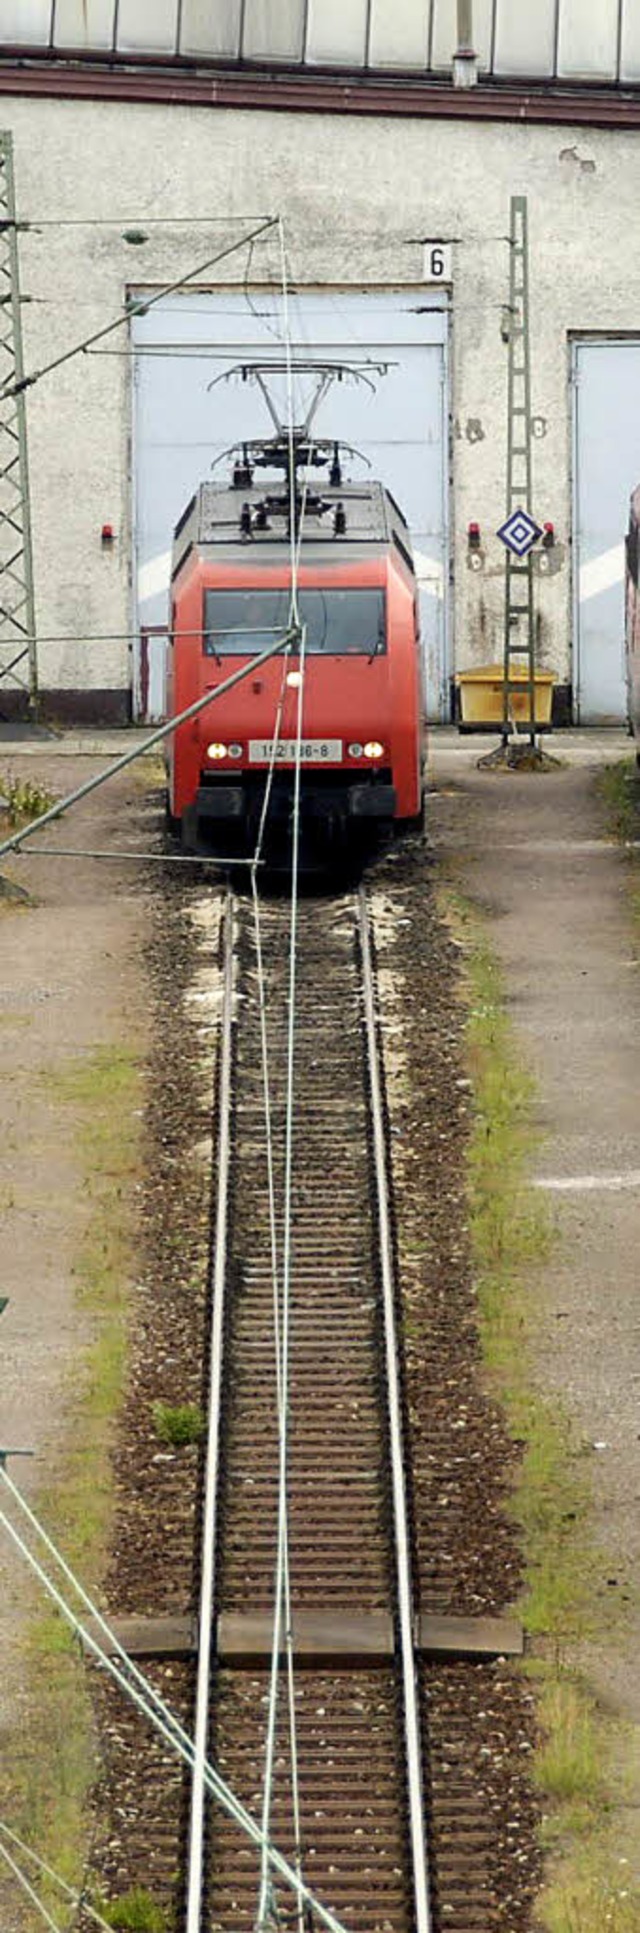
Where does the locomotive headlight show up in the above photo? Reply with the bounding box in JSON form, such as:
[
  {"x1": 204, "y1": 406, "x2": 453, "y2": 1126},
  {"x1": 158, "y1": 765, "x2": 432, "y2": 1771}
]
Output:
[
  {"x1": 228, "y1": 743, "x2": 243, "y2": 758},
  {"x1": 364, "y1": 740, "x2": 384, "y2": 759},
  {"x1": 348, "y1": 742, "x2": 364, "y2": 758},
  {"x1": 286, "y1": 671, "x2": 302, "y2": 688},
  {"x1": 207, "y1": 742, "x2": 228, "y2": 759}
]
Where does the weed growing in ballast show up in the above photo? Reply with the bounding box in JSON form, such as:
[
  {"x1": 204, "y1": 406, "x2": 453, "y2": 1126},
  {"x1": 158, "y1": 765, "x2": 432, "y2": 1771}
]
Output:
[
  {"x1": 151, "y1": 1399, "x2": 205, "y2": 1447},
  {"x1": 0, "y1": 772, "x2": 56, "y2": 825},
  {"x1": 97, "y1": 1886, "x2": 167, "y2": 1932}
]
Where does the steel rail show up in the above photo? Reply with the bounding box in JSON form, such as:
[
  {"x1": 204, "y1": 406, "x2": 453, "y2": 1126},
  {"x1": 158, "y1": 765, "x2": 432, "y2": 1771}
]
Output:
[
  {"x1": 186, "y1": 889, "x2": 235, "y2": 1933},
  {"x1": 356, "y1": 884, "x2": 433, "y2": 1933}
]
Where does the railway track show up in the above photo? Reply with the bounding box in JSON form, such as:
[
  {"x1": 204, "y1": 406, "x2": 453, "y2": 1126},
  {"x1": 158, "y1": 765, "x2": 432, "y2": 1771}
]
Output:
[
  {"x1": 180, "y1": 885, "x2": 516, "y2": 1933},
  {"x1": 186, "y1": 886, "x2": 425, "y2": 1933},
  {"x1": 61, "y1": 869, "x2": 536, "y2": 1933}
]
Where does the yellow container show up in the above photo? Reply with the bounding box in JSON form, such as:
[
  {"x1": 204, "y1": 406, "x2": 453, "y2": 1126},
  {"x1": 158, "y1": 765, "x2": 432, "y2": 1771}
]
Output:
[{"x1": 455, "y1": 661, "x2": 555, "y2": 729}]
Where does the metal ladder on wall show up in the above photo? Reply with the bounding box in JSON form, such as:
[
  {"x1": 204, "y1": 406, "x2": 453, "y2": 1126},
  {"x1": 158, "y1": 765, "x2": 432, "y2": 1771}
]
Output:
[
  {"x1": 502, "y1": 194, "x2": 536, "y2": 746},
  {"x1": 0, "y1": 130, "x2": 37, "y2": 719}
]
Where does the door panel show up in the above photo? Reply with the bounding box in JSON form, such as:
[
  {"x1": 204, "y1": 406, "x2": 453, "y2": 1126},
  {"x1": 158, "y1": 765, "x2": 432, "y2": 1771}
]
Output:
[{"x1": 573, "y1": 341, "x2": 640, "y2": 723}]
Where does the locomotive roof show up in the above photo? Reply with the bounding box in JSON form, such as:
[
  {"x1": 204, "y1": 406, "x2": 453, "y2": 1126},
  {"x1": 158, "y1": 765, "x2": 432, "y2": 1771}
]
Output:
[{"x1": 172, "y1": 479, "x2": 414, "y2": 580}]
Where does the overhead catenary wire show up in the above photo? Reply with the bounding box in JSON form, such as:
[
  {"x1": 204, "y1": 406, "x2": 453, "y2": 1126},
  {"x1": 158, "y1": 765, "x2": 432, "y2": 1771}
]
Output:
[
  {"x1": 1, "y1": 214, "x2": 278, "y2": 398},
  {"x1": 257, "y1": 623, "x2": 308, "y2": 1933},
  {"x1": 186, "y1": 216, "x2": 309, "y2": 1933},
  {"x1": 0, "y1": 1469, "x2": 349, "y2": 1933},
  {"x1": 186, "y1": 646, "x2": 297, "y2": 1933},
  {"x1": 185, "y1": 396, "x2": 302, "y2": 1926},
  {"x1": 256, "y1": 217, "x2": 312, "y2": 1933}
]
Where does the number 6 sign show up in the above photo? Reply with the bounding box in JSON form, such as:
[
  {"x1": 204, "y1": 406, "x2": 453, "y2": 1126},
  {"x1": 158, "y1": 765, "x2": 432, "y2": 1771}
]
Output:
[{"x1": 422, "y1": 242, "x2": 452, "y2": 283}]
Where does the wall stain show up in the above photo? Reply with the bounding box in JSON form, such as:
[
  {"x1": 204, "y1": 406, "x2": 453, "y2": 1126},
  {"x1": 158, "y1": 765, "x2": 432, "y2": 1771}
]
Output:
[{"x1": 559, "y1": 144, "x2": 596, "y2": 175}]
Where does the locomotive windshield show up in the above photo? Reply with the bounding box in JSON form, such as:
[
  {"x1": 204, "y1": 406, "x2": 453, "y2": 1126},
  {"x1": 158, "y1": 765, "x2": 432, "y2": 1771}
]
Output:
[{"x1": 203, "y1": 587, "x2": 386, "y2": 656}]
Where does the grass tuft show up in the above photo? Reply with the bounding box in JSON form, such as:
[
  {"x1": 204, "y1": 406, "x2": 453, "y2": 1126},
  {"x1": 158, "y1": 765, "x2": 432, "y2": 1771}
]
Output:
[
  {"x1": 151, "y1": 1399, "x2": 205, "y2": 1447},
  {"x1": 535, "y1": 1678, "x2": 600, "y2": 1805},
  {"x1": 0, "y1": 773, "x2": 56, "y2": 824},
  {"x1": 541, "y1": 1871, "x2": 640, "y2": 1932},
  {"x1": 97, "y1": 1886, "x2": 168, "y2": 1932}
]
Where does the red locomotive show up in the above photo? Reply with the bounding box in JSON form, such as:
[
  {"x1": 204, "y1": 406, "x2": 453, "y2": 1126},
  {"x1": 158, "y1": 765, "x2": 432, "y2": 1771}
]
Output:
[{"x1": 166, "y1": 364, "x2": 425, "y2": 864}]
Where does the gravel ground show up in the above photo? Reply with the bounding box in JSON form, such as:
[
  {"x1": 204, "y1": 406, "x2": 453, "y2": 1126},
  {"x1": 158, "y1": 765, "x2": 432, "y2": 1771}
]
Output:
[
  {"x1": 429, "y1": 731, "x2": 640, "y2": 1885},
  {"x1": 0, "y1": 750, "x2": 542, "y2": 1931},
  {"x1": 76, "y1": 831, "x2": 540, "y2": 1932},
  {"x1": 0, "y1": 755, "x2": 153, "y2": 1933}
]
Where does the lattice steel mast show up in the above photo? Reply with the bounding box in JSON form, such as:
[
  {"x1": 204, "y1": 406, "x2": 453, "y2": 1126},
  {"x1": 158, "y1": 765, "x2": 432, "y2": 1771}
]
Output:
[
  {"x1": 502, "y1": 195, "x2": 536, "y2": 745},
  {"x1": 0, "y1": 131, "x2": 37, "y2": 717}
]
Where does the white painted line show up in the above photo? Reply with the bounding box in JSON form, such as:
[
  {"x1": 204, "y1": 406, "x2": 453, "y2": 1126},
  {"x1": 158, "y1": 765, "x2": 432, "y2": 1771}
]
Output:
[
  {"x1": 534, "y1": 1171, "x2": 640, "y2": 1193},
  {"x1": 474, "y1": 839, "x2": 620, "y2": 852},
  {"x1": 428, "y1": 837, "x2": 637, "y2": 852}
]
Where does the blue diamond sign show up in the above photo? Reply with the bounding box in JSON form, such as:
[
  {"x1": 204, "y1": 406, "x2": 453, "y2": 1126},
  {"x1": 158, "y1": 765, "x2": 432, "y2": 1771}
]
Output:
[{"x1": 497, "y1": 507, "x2": 542, "y2": 558}]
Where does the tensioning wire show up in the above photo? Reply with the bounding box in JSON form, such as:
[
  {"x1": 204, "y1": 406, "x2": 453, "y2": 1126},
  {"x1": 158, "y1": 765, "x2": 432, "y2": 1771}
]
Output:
[
  {"x1": 0, "y1": 1471, "x2": 348, "y2": 1933},
  {"x1": 0, "y1": 1821, "x2": 113, "y2": 1933},
  {"x1": 17, "y1": 846, "x2": 260, "y2": 866},
  {"x1": 0, "y1": 1838, "x2": 65, "y2": 1933},
  {"x1": 250, "y1": 649, "x2": 300, "y2": 1931},
  {"x1": 1, "y1": 215, "x2": 278, "y2": 399},
  {"x1": 19, "y1": 216, "x2": 271, "y2": 228},
  {"x1": 0, "y1": 629, "x2": 298, "y2": 864}
]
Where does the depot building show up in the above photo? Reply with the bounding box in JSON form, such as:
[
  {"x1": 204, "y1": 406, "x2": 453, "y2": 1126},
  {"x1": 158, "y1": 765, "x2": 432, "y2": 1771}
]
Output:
[{"x1": 0, "y1": 0, "x2": 639, "y2": 727}]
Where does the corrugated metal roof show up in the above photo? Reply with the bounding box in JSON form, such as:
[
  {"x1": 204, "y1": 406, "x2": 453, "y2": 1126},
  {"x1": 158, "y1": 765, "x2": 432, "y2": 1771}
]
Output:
[{"x1": 1, "y1": 0, "x2": 639, "y2": 88}]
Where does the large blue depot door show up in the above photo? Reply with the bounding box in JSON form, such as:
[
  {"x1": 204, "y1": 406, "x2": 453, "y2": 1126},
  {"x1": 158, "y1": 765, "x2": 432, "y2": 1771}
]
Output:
[
  {"x1": 572, "y1": 338, "x2": 640, "y2": 723},
  {"x1": 132, "y1": 290, "x2": 449, "y2": 720}
]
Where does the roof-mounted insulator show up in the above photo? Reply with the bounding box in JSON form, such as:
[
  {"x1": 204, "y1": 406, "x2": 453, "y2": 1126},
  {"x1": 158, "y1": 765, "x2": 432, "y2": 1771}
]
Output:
[
  {"x1": 233, "y1": 444, "x2": 253, "y2": 489},
  {"x1": 240, "y1": 502, "x2": 253, "y2": 538},
  {"x1": 334, "y1": 502, "x2": 347, "y2": 536}
]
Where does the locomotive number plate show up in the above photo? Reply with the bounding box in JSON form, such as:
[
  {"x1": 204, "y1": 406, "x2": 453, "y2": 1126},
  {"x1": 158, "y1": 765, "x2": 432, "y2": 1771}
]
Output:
[{"x1": 248, "y1": 738, "x2": 342, "y2": 763}]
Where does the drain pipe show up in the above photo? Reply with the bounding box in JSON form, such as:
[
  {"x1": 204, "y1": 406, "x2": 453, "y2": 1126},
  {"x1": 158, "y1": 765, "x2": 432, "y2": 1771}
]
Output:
[{"x1": 453, "y1": 0, "x2": 478, "y2": 86}]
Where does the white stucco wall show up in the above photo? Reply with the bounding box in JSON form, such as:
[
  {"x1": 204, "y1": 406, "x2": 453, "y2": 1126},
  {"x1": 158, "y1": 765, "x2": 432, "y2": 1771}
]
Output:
[{"x1": 3, "y1": 92, "x2": 640, "y2": 710}]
